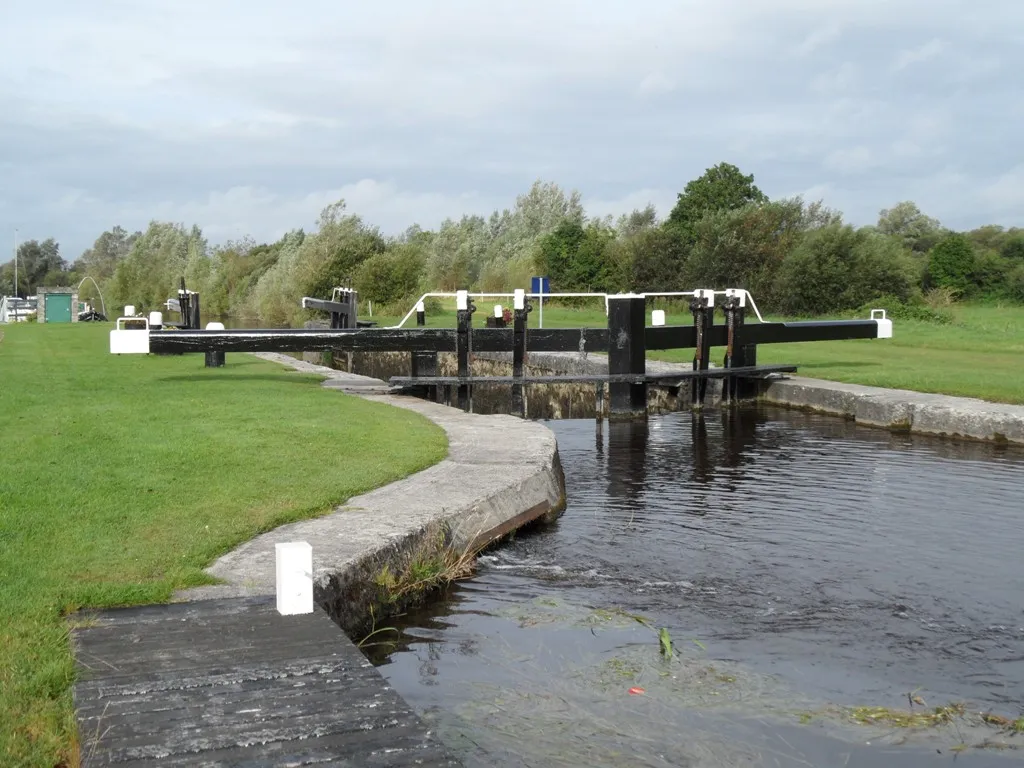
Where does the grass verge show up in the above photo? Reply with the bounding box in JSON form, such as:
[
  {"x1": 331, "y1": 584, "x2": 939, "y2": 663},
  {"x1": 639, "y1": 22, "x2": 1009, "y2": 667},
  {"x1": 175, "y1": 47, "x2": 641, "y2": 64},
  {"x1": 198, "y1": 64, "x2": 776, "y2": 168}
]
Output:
[{"x1": 0, "y1": 323, "x2": 448, "y2": 767}]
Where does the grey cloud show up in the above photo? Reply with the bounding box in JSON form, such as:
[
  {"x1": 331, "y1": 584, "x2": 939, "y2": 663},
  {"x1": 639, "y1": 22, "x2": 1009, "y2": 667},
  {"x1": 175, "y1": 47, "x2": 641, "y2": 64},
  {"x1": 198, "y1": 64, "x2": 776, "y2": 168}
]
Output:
[{"x1": 1, "y1": 0, "x2": 1022, "y2": 258}]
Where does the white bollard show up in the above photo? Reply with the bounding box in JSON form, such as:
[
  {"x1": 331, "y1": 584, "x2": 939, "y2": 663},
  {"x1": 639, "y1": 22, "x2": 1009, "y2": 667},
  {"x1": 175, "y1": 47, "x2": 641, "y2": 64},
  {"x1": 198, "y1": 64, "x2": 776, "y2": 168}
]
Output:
[
  {"x1": 275, "y1": 541, "x2": 314, "y2": 615},
  {"x1": 494, "y1": 304, "x2": 503, "y2": 318},
  {"x1": 124, "y1": 305, "x2": 136, "y2": 316},
  {"x1": 456, "y1": 290, "x2": 469, "y2": 311},
  {"x1": 415, "y1": 300, "x2": 425, "y2": 313},
  {"x1": 651, "y1": 309, "x2": 666, "y2": 326},
  {"x1": 514, "y1": 289, "x2": 525, "y2": 310},
  {"x1": 205, "y1": 322, "x2": 225, "y2": 331},
  {"x1": 149, "y1": 311, "x2": 163, "y2": 328}
]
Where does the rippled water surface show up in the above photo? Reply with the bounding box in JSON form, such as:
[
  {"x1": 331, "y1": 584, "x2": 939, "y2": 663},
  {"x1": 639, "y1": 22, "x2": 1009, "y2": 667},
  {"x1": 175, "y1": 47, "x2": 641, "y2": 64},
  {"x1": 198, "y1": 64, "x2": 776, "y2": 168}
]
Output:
[{"x1": 372, "y1": 408, "x2": 1024, "y2": 767}]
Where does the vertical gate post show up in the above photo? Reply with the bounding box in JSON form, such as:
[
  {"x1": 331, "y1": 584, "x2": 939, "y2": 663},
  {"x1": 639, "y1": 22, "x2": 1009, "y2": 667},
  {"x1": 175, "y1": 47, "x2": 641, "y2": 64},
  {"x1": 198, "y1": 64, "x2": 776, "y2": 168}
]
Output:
[
  {"x1": 689, "y1": 289, "x2": 715, "y2": 409},
  {"x1": 456, "y1": 290, "x2": 475, "y2": 412},
  {"x1": 191, "y1": 292, "x2": 201, "y2": 331},
  {"x1": 204, "y1": 322, "x2": 226, "y2": 367},
  {"x1": 721, "y1": 289, "x2": 740, "y2": 405},
  {"x1": 410, "y1": 349, "x2": 438, "y2": 402},
  {"x1": 607, "y1": 294, "x2": 647, "y2": 420},
  {"x1": 415, "y1": 300, "x2": 426, "y2": 327},
  {"x1": 511, "y1": 289, "x2": 528, "y2": 418}
]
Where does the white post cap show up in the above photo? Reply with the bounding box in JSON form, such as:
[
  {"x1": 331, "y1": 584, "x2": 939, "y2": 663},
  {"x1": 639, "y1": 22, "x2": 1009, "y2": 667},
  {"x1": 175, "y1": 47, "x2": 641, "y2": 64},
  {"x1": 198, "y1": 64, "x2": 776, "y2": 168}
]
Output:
[
  {"x1": 275, "y1": 541, "x2": 314, "y2": 615},
  {"x1": 651, "y1": 309, "x2": 666, "y2": 326},
  {"x1": 514, "y1": 289, "x2": 525, "y2": 310},
  {"x1": 456, "y1": 290, "x2": 469, "y2": 311}
]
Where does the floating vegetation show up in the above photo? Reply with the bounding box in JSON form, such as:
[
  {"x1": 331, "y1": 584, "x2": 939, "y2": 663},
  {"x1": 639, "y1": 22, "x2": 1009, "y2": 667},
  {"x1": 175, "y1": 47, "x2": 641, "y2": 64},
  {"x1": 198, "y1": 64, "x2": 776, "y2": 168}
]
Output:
[{"x1": 797, "y1": 699, "x2": 1024, "y2": 754}]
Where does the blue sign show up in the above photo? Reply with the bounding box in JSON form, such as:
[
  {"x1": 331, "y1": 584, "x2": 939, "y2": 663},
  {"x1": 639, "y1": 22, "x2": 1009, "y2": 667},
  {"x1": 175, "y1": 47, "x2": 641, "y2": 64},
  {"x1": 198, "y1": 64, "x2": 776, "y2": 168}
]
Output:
[{"x1": 531, "y1": 276, "x2": 550, "y2": 294}]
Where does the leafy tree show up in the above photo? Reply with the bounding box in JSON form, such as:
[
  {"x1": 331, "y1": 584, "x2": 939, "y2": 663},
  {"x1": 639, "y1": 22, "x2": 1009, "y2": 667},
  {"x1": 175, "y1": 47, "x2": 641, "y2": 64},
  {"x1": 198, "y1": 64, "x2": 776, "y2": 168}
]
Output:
[
  {"x1": 667, "y1": 162, "x2": 768, "y2": 244},
  {"x1": 1007, "y1": 264, "x2": 1024, "y2": 302},
  {"x1": 1000, "y1": 232, "x2": 1024, "y2": 261},
  {"x1": 74, "y1": 226, "x2": 139, "y2": 281},
  {"x1": 8, "y1": 238, "x2": 67, "y2": 295},
  {"x1": 355, "y1": 244, "x2": 426, "y2": 307},
  {"x1": 616, "y1": 205, "x2": 659, "y2": 238},
  {"x1": 536, "y1": 220, "x2": 585, "y2": 289},
  {"x1": 774, "y1": 224, "x2": 917, "y2": 315},
  {"x1": 927, "y1": 233, "x2": 975, "y2": 295},
  {"x1": 877, "y1": 201, "x2": 944, "y2": 253},
  {"x1": 685, "y1": 198, "x2": 809, "y2": 300},
  {"x1": 971, "y1": 249, "x2": 1011, "y2": 297},
  {"x1": 629, "y1": 227, "x2": 688, "y2": 292}
]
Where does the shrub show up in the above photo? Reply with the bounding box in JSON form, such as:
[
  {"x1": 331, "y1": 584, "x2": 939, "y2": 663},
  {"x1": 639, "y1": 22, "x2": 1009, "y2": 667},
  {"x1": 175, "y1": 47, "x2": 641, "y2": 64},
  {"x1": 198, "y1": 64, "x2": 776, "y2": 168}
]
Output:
[
  {"x1": 1007, "y1": 264, "x2": 1024, "y2": 303},
  {"x1": 860, "y1": 294, "x2": 953, "y2": 325},
  {"x1": 927, "y1": 233, "x2": 975, "y2": 295}
]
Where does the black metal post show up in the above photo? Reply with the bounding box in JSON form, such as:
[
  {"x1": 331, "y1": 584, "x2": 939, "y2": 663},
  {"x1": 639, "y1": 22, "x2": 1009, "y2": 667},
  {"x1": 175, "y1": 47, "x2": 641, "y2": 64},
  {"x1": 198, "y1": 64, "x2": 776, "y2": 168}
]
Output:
[
  {"x1": 690, "y1": 292, "x2": 714, "y2": 409},
  {"x1": 607, "y1": 294, "x2": 647, "y2": 420},
  {"x1": 456, "y1": 297, "x2": 475, "y2": 411},
  {"x1": 204, "y1": 350, "x2": 225, "y2": 368},
  {"x1": 191, "y1": 293, "x2": 201, "y2": 331},
  {"x1": 512, "y1": 300, "x2": 529, "y2": 418},
  {"x1": 416, "y1": 310, "x2": 425, "y2": 327}
]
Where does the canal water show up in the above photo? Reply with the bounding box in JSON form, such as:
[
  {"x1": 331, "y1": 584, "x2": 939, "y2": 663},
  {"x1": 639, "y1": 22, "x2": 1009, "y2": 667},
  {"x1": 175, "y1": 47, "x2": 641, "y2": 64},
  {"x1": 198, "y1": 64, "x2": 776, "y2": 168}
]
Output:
[{"x1": 370, "y1": 407, "x2": 1024, "y2": 767}]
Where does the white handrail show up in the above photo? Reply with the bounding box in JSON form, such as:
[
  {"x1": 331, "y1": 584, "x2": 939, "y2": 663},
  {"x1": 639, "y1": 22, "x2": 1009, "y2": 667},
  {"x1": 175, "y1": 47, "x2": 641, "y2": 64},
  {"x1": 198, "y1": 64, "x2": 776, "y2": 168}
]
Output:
[{"x1": 389, "y1": 288, "x2": 768, "y2": 328}]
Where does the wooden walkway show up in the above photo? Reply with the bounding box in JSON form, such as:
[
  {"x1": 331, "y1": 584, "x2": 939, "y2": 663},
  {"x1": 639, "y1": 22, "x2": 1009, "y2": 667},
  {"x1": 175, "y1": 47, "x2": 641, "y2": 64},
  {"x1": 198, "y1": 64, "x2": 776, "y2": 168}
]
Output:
[{"x1": 72, "y1": 596, "x2": 461, "y2": 767}]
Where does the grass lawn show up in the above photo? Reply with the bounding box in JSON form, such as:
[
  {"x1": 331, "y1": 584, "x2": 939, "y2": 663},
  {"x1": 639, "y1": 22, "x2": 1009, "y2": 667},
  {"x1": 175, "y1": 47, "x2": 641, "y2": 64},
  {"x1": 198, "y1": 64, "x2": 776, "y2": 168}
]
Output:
[
  {"x1": 368, "y1": 299, "x2": 1024, "y2": 405},
  {"x1": 0, "y1": 323, "x2": 448, "y2": 767}
]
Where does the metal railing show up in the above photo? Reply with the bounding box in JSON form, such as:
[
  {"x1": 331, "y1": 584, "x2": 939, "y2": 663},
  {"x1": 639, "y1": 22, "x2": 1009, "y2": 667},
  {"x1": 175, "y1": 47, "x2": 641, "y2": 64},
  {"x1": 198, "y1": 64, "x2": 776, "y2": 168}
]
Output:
[{"x1": 389, "y1": 288, "x2": 768, "y2": 328}]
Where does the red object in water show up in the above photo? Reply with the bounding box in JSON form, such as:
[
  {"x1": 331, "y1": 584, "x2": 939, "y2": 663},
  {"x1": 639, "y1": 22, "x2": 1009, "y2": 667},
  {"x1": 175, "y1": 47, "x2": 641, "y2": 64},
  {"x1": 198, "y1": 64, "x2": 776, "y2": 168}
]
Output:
[{"x1": 628, "y1": 687, "x2": 645, "y2": 695}]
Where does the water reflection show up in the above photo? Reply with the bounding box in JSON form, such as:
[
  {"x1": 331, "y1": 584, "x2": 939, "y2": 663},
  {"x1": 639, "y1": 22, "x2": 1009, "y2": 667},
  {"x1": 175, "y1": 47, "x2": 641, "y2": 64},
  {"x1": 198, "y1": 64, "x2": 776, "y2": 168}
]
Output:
[{"x1": 372, "y1": 408, "x2": 1024, "y2": 767}]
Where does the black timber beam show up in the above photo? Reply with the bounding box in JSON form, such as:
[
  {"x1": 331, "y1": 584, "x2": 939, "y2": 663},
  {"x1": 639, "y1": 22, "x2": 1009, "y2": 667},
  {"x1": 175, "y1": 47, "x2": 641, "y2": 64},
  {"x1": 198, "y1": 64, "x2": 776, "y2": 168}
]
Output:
[
  {"x1": 147, "y1": 328, "x2": 457, "y2": 354},
  {"x1": 388, "y1": 364, "x2": 797, "y2": 388},
  {"x1": 645, "y1": 319, "x2": 880, "y2": 350}
]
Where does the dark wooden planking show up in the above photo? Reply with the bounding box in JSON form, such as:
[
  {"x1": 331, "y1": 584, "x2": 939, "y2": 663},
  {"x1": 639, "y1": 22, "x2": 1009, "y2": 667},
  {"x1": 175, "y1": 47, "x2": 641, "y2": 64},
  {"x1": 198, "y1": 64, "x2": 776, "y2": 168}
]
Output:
[
  {"x1": 72, "y1": 597, "x2": 461, "y2": 766},
  {"x1": 148, "y1": 328, "x2": 457, "y2": 354},
  {"x1": 743, "y1": 319, "x2": 880, "y2": 344},
  {"x1": 388, "y1": 364, "x2": 797, "y2": 387}
]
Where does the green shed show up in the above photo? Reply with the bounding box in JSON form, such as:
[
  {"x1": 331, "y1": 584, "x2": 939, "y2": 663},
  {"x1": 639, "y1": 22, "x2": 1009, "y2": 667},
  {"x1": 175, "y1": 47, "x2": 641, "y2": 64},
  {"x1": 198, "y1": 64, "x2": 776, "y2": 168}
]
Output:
[{"x1": 36, "y1": 288, "x2": 79, "y2": 323}]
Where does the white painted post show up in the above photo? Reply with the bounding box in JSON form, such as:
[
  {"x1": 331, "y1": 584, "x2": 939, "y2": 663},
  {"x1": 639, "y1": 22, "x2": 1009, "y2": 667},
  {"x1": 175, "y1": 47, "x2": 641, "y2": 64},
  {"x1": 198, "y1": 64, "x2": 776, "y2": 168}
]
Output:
[
  {"x1": 513, "y1": 289, "x2": 525, "y2": 310},
  {"x1": 493, "y1": 304, "x2": 503, "y2": 318},
  {"x1": 124, "y1": 305, "x2": 136, "y2": 316},
  {"x1": 456, "y1": 290, "x2": 469, "y2": 311},
  {"x1": 275, "y1": 541, "x2": 313, "y2": 615},
  {"x1": 651, "y1": 309, "x2": 666, "y2": 326}
]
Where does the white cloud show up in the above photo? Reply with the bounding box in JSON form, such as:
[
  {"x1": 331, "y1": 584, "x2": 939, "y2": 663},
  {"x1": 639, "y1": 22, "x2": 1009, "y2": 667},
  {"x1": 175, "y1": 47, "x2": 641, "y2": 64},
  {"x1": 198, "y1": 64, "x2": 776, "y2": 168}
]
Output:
[
  {"x1": 892, "y1": 38, "x2": 947, "y2": 71},
  {"x1": 793, "y1": 24, "x2": 843, "y2": 57},
  {"x1": 638, "y1": 72, "x2": 676, "y2": 98},
  {"x1": 822, "y1": 146, "x2": 876, "y2": 175}
]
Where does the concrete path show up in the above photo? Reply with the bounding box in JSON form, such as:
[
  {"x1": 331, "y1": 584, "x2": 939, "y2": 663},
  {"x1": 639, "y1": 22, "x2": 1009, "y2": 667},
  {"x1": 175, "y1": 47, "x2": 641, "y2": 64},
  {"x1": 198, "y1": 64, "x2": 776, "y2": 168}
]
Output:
[
  {"x1": 175, "y1": 352, "x2": 565, "y2": 633},
  {"x1": 763, "y1": 376, "x2": 1024, "y2": 445}
]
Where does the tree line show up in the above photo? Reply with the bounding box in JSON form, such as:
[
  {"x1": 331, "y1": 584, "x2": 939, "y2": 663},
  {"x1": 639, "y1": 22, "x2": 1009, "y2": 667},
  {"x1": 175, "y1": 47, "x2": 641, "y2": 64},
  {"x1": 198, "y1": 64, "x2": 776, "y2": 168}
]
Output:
[{"x1": 4, "y1": 163, "x2": 1023, "y2": 324}]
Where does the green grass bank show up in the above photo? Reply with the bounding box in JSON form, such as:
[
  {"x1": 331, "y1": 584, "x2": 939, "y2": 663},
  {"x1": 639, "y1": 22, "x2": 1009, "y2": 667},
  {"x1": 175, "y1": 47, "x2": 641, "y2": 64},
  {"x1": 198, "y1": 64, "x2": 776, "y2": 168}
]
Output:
[
  {"x1": 365, "y1": 301, "x2": 1023, "y2": 405},
  {"x1": 0, "y1": 323, "x2": 448, "y2": 767}
]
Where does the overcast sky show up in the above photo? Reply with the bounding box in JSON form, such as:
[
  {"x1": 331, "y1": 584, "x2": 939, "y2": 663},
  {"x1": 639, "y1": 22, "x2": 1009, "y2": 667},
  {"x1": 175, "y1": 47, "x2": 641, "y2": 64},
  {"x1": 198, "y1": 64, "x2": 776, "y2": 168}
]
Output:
[{"x1": 2, "y1": 0, "x2": 1022, "y2": 260}]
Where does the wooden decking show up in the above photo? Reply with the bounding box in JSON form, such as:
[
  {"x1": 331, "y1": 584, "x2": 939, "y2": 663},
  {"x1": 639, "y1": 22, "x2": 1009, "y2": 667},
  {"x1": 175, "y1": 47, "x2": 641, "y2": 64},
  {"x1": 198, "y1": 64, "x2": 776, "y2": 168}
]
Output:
[{"x1": 71, "y1": 596, "x2": 461, "y2": 767}]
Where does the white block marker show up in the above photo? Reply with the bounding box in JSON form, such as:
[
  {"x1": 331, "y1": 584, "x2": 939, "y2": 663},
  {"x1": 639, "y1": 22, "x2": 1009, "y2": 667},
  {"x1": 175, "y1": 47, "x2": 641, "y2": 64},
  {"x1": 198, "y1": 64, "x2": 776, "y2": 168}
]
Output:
[
  {"x1": 651, "y1": 309, "x2": 666, "y2": 326},
  {"x1": 275, "y1": 541, "x2": 313, "y2": 615}
]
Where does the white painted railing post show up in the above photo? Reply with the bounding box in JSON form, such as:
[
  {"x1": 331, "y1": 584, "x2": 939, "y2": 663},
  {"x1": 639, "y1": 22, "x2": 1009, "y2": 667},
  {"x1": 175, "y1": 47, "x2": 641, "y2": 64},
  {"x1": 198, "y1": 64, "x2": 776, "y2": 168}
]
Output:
[{"x1": 275, "y1": 542, "x2": 313, "y2": 615}]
